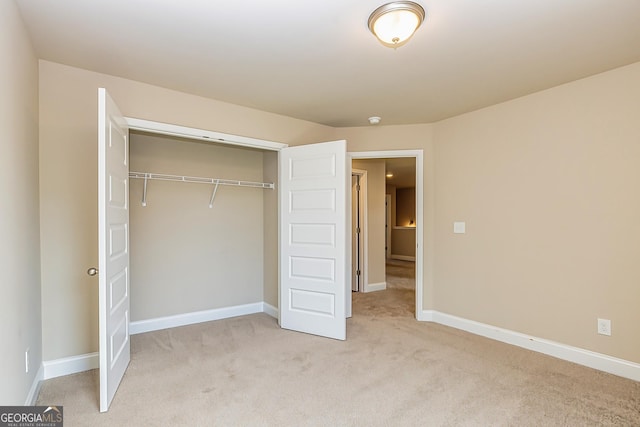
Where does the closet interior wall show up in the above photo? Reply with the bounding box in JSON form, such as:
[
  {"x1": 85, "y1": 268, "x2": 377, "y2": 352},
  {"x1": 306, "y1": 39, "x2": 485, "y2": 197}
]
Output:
[{"x1": 129, "y1": 131, "x2": 268, "y2": 321}]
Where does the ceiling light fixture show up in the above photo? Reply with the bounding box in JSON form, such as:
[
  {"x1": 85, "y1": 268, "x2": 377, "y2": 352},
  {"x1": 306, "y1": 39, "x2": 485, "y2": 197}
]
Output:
[
  {"x1": 368, "y1": 1, "x2": 425, "y2": 48},
  {"x1": 368, "y1": 116, "x2": 381, "y2": 125}
]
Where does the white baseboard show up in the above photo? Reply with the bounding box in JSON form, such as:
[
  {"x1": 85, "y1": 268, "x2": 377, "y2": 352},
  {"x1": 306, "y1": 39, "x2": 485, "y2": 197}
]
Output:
[
  {"x1": 39, "y1": 302, "x2": 275, "y2": 382},
  {"x1": 24, "y1": 364, "x2": 44, "y2": 405},
  {"x1": 421, "y1": 310, "x2": 640, "y2": 382},
  {"x1": 416, "y1": 309, "x2": 434, "y2": 322},
  {"x1": 363, "y1": 281, "x2": 386, "y2": 293},
  {"x1": 43, "y1": 352, "x2": 99, "y2": 380},
  {"x1": 262, "y1": 302, "x2": 278, "y2": 319},
  {"x1": 390, "y1": 255, "x2": 416, "y2": 262},
  {"x1": 130, "y1": 302, "x2": 264, "y2": 335}
]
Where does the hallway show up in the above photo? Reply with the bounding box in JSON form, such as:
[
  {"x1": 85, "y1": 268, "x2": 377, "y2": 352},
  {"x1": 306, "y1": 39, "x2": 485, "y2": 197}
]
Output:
[{"x1": 352, "y1": 260, "x2": 415, "y2": 318}]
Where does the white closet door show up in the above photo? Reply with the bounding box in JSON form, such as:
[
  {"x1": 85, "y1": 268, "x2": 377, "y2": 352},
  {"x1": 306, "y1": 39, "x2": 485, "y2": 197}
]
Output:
[
  {"x1": 279, "y1": 140, "x2": 348, "y2": 340},
  {"x1": 98, "y1": 88, "x2": 131, "y2": 412}
]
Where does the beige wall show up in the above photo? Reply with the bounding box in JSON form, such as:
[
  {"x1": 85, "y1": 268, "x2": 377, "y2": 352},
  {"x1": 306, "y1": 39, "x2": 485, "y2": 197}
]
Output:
[
  {"x1": 396, "y1": 187, "x2": 416, "y2": 226},
  {"x1": 352, "y1": 160, "x2": 387, "y2": 286},
  {"x1": 392, "y1": 229, "x2": 416, "y2": 258},
  {"x1": 393, "y1": 187, "x2": 417, "y2": 257},
  {"x1": 129, "y1": 133, "x2": 266, "y2": 320},
  {"x1": 38, "y1": 60, "x2": 335, "y2": 360},
  {"x1": 386, "y1": 185, "x2": 417, "y2": 258},
  {"x1": 340, "y1": 64, "x2": 640, "y2": 363},
  {"x1": 34, "y1": 53, "x2": 640, "y2": 367},
  {"x1": 432, "y1": 62, "x2": 640, "y2": 363},
  {"x1": 0, "y1": 1, "x2": 41, "y2": 404}
]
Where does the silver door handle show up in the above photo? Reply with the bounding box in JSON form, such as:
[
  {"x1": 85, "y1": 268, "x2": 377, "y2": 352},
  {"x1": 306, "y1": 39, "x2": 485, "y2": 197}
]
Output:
[{"x1": 87, "y1": 267, "x2": 99, "y2": 276}]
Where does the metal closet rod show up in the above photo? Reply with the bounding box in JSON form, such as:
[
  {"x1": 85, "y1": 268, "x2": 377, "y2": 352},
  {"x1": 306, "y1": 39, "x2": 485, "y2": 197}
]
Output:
[{"x1": 128, "y1": 171, "x2": 274, "y2": 208}]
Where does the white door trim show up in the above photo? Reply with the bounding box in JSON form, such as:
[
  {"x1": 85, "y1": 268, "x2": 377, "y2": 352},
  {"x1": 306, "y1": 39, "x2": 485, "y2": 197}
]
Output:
[
  {"x1": 349, "y1": 150, "x2": 424, "y2": 320},
  {"x1": 124, "y1": 117, "x2": 288, "y2": 151},
  {"x1": 385, "y1": 194, "x2": 392, "y2": 259},
  {"x1": 351, "y1": 169, "x2": 368, "y2": 293}
]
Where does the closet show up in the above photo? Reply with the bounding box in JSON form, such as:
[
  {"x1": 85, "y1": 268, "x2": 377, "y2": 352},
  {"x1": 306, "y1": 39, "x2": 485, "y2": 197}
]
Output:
[
  {"x1": 128, "y1": 131, "x2": 277, "y2": 323},
  {"x1": 97, "y1": 88, "x2": 346, "y2": 411}
]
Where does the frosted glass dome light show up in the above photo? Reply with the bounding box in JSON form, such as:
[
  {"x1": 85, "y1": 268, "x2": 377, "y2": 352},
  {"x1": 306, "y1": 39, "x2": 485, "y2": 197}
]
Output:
[{"x1": 368, "y1": 2, "x2": 425, "y2": 48}]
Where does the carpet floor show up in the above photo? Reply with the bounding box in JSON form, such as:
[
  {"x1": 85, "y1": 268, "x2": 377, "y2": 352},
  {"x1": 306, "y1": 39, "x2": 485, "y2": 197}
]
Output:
[{"x1": 36, "y1": 262, "x2": 640, "y2": 426}]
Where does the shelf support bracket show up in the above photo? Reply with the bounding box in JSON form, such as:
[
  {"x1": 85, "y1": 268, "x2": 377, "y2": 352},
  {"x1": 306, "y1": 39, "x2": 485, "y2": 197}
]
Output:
[
  {"x1": 208, "y1": 180, "x2": 220, "y2": 208},
  {"x1": 142, "y1": 173, "x2": 149, "y2": 207}
]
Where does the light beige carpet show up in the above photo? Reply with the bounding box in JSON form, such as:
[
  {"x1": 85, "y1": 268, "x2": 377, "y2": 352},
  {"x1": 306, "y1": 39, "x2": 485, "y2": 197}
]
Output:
[
  {"x1": 384, "y1": 259, "x2": 415, "y2": 291},
  {"x1": 37, "y1": 268, "x2": 639, "y2": 426}
]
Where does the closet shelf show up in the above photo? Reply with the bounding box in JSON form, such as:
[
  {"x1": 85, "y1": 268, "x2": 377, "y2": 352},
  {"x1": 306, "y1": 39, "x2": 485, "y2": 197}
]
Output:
[
  {"x1": 129, "y1": 171, "x2": 274, "y2": 189},
  {"x1": 129, "y1": 171, "x2": 274, "y2": 208}
]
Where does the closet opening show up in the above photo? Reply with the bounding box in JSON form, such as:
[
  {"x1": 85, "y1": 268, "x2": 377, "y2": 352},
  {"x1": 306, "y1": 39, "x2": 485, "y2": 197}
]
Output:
[{"x1": 127, "y1": 130, "x2": 279, "y2": 331}]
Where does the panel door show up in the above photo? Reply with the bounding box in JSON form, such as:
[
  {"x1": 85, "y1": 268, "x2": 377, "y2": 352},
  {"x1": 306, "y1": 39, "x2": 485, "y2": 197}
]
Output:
[
  {"x1": 279, "y1": 140, "x2": 347, "y2": 340},
  {"x1": 98, "y1": 88, "x2": 131, "y2": 412}
]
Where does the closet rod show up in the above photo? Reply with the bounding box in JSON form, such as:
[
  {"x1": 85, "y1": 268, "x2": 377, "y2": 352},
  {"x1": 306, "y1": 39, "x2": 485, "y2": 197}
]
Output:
[{"x1": 129, "y1": 171, "x2": 274, "y2": 189}]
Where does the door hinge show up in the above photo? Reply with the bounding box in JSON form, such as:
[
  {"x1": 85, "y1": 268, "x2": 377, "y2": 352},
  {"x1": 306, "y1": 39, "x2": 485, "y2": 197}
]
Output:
[
  {"x1": 356, "y1": 227, "x2": 361, "y2": 234},
  {"x1": 356, "y1": 270, "x2": 361, "y2": 276}
]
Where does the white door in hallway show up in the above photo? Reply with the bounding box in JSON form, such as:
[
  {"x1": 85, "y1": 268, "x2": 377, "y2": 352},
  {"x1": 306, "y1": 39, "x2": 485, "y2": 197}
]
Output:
[
  {"x1": 98, "y1": 88, "x2": 131, "y2": 412},
  {"x1": 279, "y1": 140, "x2": 348, "y2": 340}
]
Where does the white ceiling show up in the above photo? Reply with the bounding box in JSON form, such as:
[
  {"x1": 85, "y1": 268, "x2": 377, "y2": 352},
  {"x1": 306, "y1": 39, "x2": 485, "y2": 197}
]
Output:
[{"x1": 15, "y1": 0, "x2": 640, "y2": 127}]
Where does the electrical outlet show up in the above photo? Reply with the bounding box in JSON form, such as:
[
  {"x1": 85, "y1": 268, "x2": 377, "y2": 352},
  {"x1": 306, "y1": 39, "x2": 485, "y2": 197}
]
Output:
[
  {"x1": 25, "y1": 348, "x2": 30, "y2": 373},
  {"x1": 597, "y1": 318, "x2": 611, "y2": 336}
]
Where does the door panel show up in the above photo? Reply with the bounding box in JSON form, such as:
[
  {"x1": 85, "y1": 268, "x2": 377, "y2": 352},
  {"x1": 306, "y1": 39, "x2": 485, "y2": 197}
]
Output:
[
  {"x1": 98, "y1": 88, "x2": 130, "y2": 412},
  {"x1": 279, "y1": 140, "x2": 347, "y2": 340}
]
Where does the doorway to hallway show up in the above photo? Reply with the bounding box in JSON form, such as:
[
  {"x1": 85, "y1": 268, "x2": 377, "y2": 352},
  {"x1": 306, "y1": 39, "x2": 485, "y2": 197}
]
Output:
[{"x1": 349, "y1": 150, "x2": 424, "y2": 319}]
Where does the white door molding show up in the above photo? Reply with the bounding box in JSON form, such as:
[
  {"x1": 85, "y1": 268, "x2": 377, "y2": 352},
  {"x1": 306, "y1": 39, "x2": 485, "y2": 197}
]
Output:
[
  {"x1": 124, "y1": 117, "x2": 287, "y2": 151},
  {"x1": 351, "y1": 169, "x2": 368, "y2": 293},
  {"x1": 348, "y1": 150, "x2": 425, "y2": 320}
]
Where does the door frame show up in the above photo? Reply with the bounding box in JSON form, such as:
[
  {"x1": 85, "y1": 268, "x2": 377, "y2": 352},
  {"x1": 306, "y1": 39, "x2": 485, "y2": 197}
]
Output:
[
  {"x1": 349, "y1": 150, "x2": 424, "y2": 319},
  {"x1": 351, "y1": 169, "x2": 368, "y2": 293},
  {"x1": 385, "y1": 194, "x2": 392, "y2": 260}
]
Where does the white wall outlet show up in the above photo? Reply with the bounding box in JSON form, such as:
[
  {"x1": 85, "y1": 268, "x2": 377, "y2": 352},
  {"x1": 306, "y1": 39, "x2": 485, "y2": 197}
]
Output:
[
  {"x1": 25, "y1": 348, "x2": 30, "y2": 373},
  {"x1": 597, "y1": 318, "x2": 611, "y2": 336}
]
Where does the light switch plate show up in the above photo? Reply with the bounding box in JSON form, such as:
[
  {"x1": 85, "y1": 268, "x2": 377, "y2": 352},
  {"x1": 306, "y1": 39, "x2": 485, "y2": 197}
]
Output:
[{"x1": 453, "y1": 222, "x2": 466, "y2": 234}]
